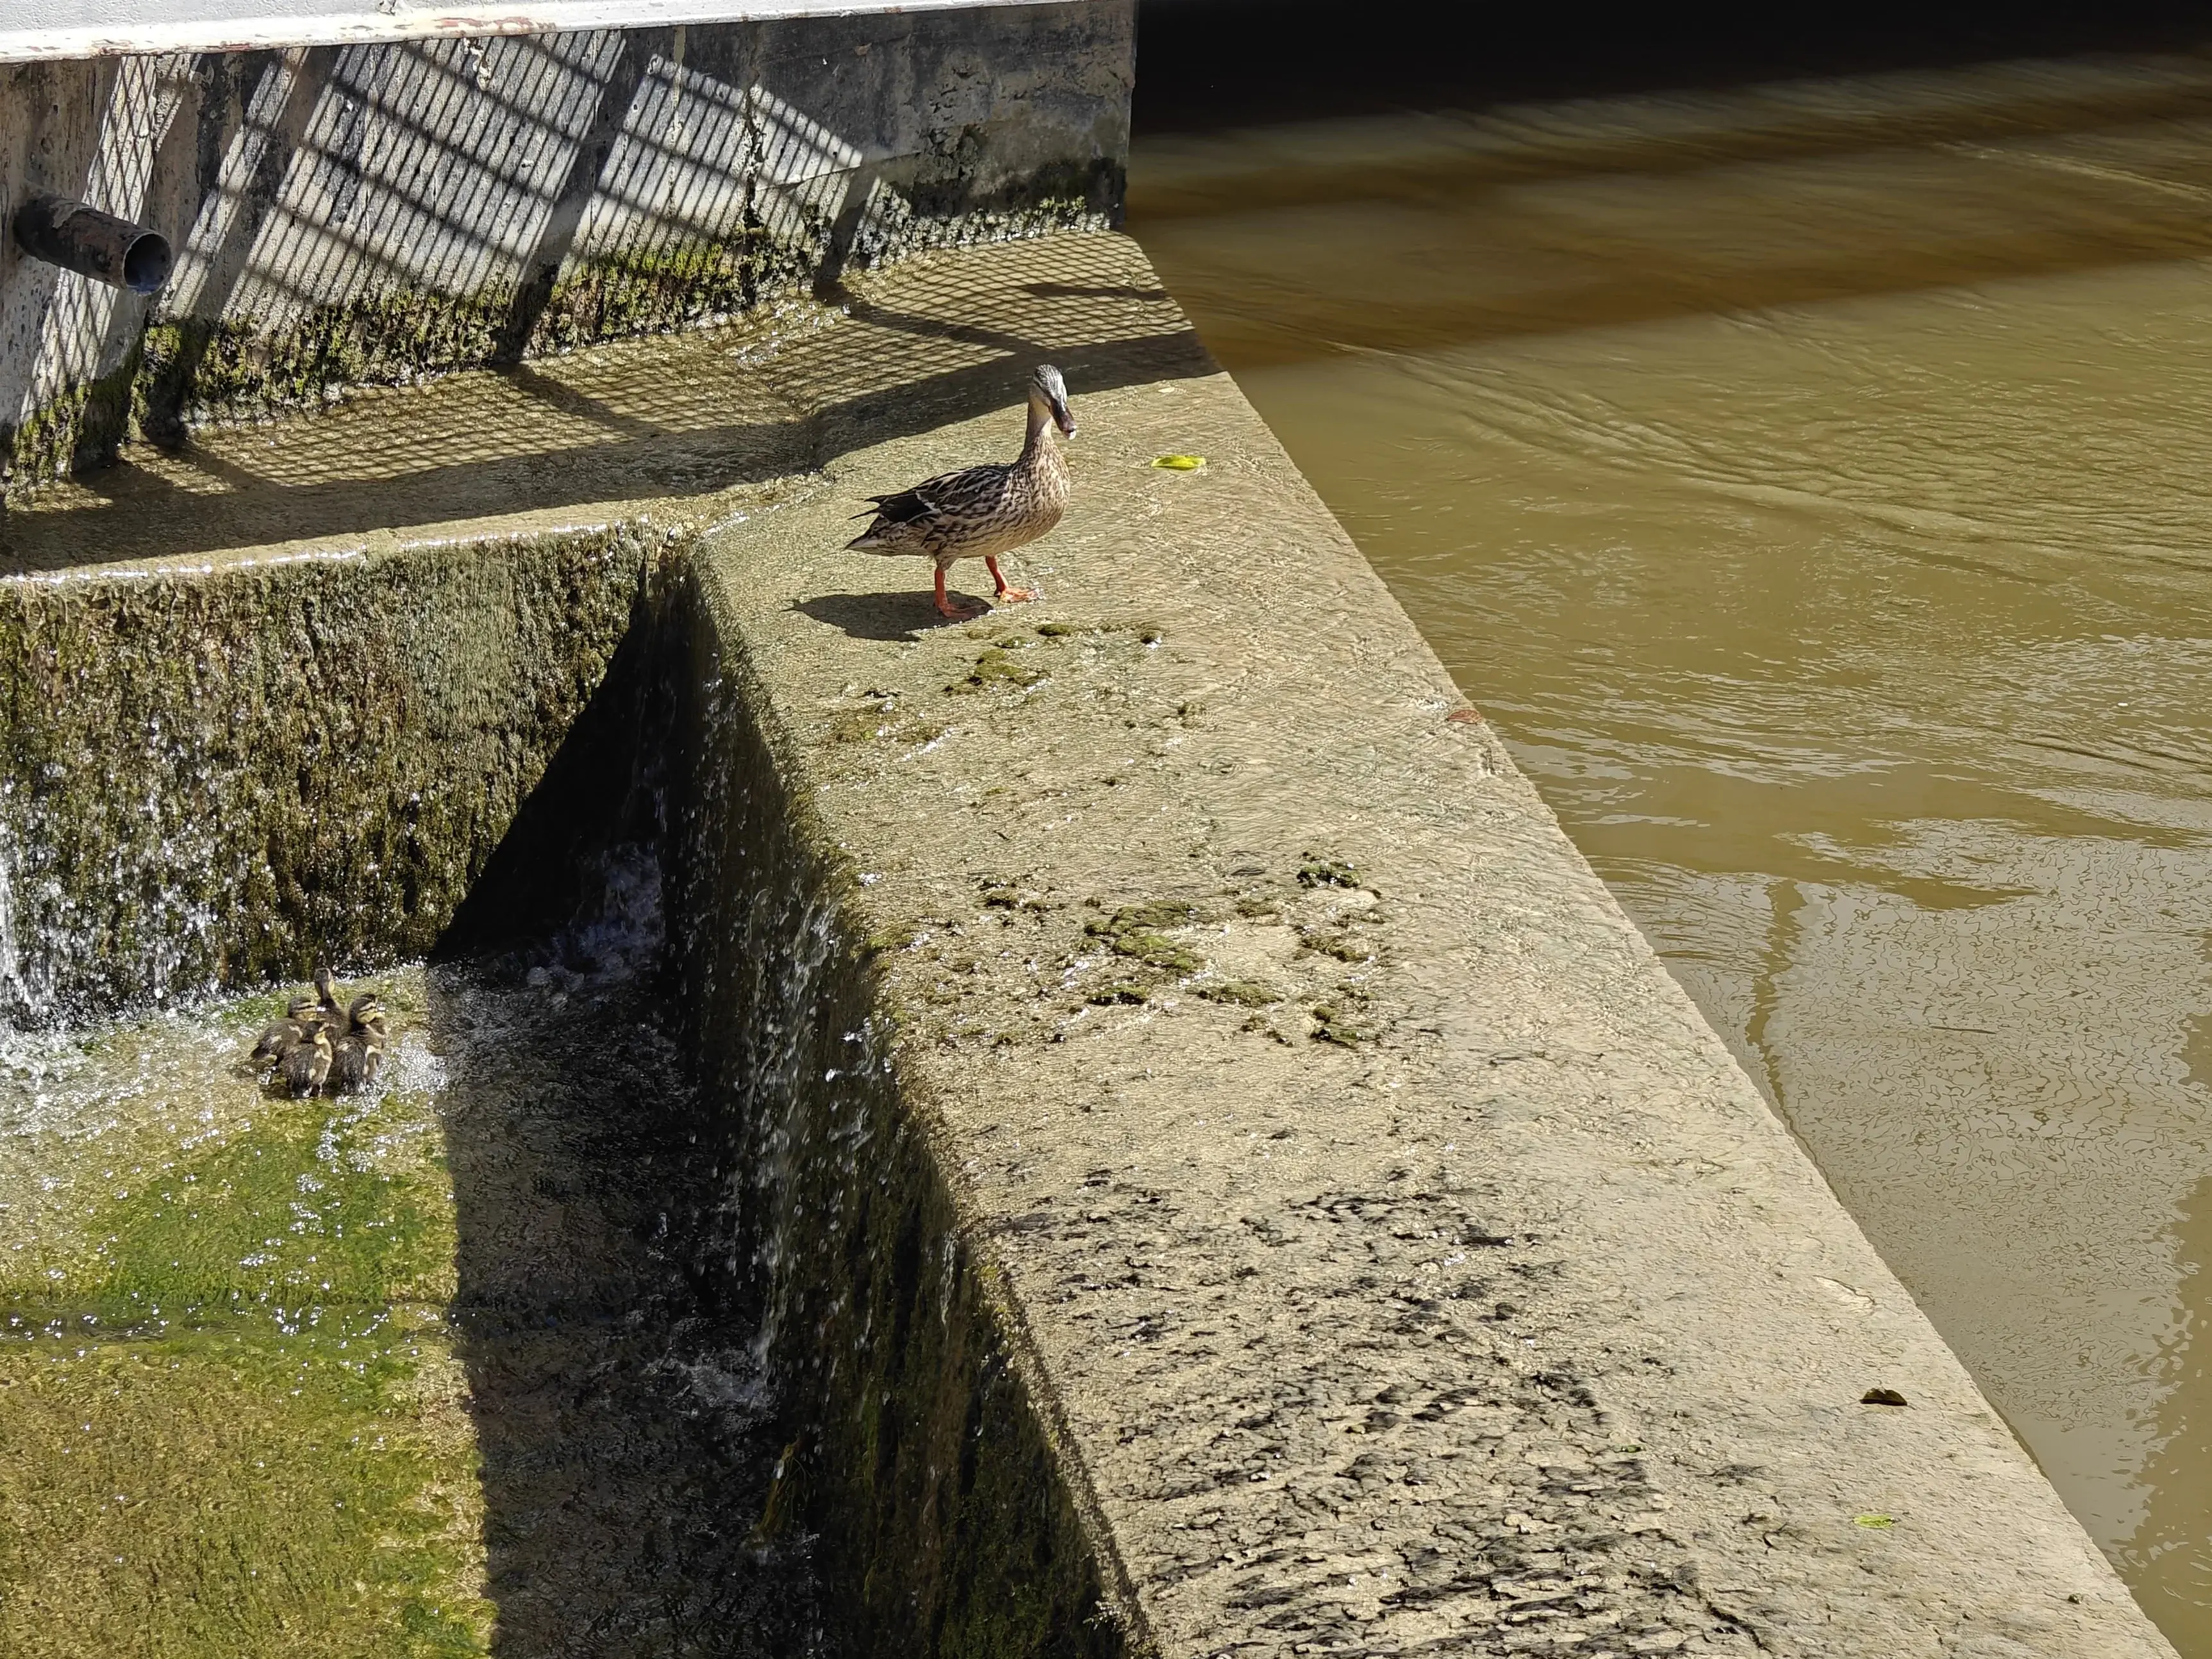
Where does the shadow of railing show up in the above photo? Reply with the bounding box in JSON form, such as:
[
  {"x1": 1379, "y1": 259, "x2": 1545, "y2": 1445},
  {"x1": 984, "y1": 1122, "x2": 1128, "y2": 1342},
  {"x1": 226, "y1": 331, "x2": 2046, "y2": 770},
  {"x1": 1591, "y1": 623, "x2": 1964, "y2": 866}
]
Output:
[
  {"x1": 0, "y1": 233, "x2": 1205, "y2": 574},
  {"x1": 4, "y1": 6, "x2": 1135, "y2": 497}
]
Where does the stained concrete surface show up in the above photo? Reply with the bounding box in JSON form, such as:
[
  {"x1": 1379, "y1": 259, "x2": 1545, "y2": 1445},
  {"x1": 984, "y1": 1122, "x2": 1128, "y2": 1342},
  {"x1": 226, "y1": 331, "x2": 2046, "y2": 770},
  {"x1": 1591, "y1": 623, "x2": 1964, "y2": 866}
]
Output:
[
  {"x1": 679, "y1": 233, "x2": 2176, "y2": 1655},
  {"x1": 0, "y1": 1, "x2": 1132, "y2": 493}
]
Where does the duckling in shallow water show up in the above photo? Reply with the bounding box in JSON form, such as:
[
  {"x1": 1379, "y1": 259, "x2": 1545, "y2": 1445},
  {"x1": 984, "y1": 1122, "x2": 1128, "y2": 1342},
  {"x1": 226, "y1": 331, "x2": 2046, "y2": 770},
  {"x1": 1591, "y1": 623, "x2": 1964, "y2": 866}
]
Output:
[
  {"x1": 250, "y1": 996, "x2": 322, "y2": 1068},
  {"x1": 281, "y1": 1025, "x2": 333, "y2": 1097},
  {"x1": 313, "y1": 965, "x2": 347, "y2": 1026},
  {"x1": 331, "y1": 993, "x2": 388, "y2": 1093},
  {"x1": 847, "y1": 363, "x2": 1076, "y2": 618}
]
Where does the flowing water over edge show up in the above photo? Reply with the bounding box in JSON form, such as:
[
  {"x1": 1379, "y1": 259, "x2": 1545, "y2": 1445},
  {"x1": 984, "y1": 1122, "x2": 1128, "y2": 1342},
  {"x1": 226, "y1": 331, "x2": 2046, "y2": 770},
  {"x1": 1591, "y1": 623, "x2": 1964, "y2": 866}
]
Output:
[{"x1": 1131, "y1": 45, "x2": 2212, "y2": 1653}]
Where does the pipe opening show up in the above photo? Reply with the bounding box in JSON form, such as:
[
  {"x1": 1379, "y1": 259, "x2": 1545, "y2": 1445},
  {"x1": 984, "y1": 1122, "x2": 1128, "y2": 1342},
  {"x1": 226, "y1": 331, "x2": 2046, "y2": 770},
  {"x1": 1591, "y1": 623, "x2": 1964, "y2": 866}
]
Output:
[
  {"x1": 119, "y1": 228, "x2": 172, "y2": 295},
  {"x1": 12, "y1": 192, "x2": 172, "y2": 295}
]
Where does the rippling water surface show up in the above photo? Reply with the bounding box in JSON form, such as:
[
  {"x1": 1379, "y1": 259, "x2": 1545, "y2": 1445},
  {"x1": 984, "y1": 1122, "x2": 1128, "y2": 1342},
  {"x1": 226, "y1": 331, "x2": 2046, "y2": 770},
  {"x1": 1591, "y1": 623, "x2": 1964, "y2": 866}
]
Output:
[{"x1": 1132, "y1": 46, "x2": 2212, "y2": 1650}]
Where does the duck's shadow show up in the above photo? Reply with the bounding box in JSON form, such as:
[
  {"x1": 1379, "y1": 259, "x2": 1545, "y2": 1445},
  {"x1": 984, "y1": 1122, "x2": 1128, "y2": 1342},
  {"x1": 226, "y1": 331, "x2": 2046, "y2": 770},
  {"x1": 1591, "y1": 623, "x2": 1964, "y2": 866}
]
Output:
[{"x1": 795, "y1": 591, "x2": 981, "y2": 642}]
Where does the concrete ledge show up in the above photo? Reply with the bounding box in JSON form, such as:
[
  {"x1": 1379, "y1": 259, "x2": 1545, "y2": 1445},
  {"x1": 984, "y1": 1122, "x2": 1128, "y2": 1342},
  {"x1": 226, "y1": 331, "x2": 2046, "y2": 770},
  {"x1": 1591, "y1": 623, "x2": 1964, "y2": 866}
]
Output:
[
  {"x1": 0, "y1": 515, "x2": 664, "y2": 1019},
  {"x1": 0, "y1": 1, "x2": 1094, "y2": 65},
  {"x1": 671, "y1": 234, "x2": 2174, "y2": 1655}
]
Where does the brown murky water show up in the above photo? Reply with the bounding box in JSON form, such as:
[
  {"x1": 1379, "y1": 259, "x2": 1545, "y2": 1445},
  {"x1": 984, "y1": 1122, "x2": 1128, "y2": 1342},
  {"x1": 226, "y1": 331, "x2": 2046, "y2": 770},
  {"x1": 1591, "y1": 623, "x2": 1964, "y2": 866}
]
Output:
[{"x1": 1131, "y1": 47, "x2": 2212, "y2": 1653}]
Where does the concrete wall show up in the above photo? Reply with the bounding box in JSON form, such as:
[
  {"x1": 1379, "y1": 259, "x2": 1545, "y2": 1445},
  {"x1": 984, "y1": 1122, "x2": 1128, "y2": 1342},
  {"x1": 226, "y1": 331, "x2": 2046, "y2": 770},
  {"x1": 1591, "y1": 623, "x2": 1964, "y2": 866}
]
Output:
[
  {"x1": 0, "y1": 520, "x2": 668, "y2": 1021},
  {"x1": 0, "y1": 0, "x2": 1131, "y2": 495}
]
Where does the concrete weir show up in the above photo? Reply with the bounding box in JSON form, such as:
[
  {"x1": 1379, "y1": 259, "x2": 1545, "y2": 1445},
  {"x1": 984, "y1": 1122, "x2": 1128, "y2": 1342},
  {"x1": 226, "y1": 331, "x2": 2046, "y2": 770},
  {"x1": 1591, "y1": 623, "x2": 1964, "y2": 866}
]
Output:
[
  {"x1": 0, "y1": 5, "x2": 2179, "y2": 1651},
  {"x1": 0, "y1": 229, "x2": 2176, "y2": 1655}
]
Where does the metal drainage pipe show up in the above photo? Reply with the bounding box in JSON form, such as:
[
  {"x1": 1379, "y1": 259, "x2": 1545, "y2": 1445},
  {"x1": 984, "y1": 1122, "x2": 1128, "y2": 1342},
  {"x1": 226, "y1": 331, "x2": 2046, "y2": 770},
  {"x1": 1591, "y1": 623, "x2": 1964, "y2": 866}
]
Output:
[{"x1": 12, "y1": 193, "x2": 172, "y2": 295}]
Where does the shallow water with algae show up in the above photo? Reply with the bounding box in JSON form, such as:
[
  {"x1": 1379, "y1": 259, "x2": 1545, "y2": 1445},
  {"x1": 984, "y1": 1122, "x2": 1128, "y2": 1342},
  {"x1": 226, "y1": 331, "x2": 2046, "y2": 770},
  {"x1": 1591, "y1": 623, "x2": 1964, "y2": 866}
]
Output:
[{"x1": 0, "y1": 966, "x2": 817, "y2": 1656}]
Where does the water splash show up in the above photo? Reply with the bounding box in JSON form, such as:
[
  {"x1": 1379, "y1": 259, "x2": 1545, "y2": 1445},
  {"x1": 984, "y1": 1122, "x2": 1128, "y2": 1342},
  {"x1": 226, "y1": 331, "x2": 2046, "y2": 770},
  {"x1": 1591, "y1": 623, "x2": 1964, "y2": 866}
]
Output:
[{"x1": 0, "y1": 819, "x2": 32, "y2": 1025}]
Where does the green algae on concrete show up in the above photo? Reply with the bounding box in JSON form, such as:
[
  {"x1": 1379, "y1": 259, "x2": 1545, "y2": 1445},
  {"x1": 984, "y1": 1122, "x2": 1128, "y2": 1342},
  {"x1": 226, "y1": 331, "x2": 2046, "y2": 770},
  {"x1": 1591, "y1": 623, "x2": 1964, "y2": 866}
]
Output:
[
  {"x1": 0, "y1": 520, "x2": 669, "y2": 1023},
  {"x1": 0, "y1": 222, "x2": 2172, "y2": 1656},
  {"x1": 0, "y1": 980, "x2": 491, "y2": 1657},
  {"x1": 0, "y1": 961, "x2": 816, "y2": 1655}
]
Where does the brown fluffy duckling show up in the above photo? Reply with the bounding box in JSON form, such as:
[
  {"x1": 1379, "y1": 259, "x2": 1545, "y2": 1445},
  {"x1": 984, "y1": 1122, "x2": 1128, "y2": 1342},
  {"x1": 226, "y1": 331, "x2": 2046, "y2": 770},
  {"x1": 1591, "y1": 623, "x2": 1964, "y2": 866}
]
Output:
[
  {"x1": 281, "y1": 1025, "x2": 333, "y2": 1097},
  {"x1": 313, "y1": 965, "x2": 347, "y2": 1027},
  {"x1": 250, "y1": 995, "x2": 323, "y2": 1068},
  {"x1": 330, "y1": 993, "x2": 388, "y2": 1094}
]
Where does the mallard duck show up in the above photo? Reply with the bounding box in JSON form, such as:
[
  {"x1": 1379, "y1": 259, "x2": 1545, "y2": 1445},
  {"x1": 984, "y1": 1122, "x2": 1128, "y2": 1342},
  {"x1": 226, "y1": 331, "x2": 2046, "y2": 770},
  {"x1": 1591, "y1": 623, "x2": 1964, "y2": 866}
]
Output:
[
  {"x1": 250, "y1": 995, "x2": 322, "y2": 1068},
  {"x1": 331, "y1": 993, "x2": 388, "y2": 1094},
  {"x1": 281, "y1": 1025, "x2": 333, "y2": 1097},
  {"x1": 847, "y1": 363, "x2": 1077, "y2": 618}
]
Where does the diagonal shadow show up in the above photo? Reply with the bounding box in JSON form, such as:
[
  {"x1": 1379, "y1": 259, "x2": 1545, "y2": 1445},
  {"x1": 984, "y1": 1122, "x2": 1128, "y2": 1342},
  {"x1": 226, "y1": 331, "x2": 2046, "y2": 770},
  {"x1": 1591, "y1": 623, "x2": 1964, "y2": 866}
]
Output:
[
  {"x1": 0, "y1": 320, "x2": 1208, "y2": 576},
  {"x1": 422, "y1": 608, "x2": 823, "y2": 1655},
  {"x1": 494, "y1": 32, "x2": 665, "y2": 363}
]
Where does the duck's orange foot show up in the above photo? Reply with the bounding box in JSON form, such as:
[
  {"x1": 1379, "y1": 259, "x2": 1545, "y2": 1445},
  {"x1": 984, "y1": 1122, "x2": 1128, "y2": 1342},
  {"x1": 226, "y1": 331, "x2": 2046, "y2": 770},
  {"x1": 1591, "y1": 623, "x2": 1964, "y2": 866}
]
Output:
[
  {"x1": 933, "y1": 566, "x2": 983, "y2": 619},
  {"x1": 985, "y1": 557, "x2": 1036, "y2": 605}
]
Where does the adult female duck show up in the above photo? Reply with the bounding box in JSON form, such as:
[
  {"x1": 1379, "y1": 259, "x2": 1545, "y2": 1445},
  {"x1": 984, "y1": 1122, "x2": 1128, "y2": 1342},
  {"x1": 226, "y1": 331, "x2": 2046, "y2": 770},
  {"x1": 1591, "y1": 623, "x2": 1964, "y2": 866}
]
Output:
[{"x1": 848, "y1": 363, "x2": 1077, "y2": 618}]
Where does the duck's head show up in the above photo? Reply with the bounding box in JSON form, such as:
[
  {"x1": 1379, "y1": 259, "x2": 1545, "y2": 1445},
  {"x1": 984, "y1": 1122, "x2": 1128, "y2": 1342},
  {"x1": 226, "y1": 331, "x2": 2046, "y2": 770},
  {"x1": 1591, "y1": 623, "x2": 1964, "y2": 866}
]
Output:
[
  {"x1": 285, "y1": 995, "x2": 320, "y2": 1024},
  {"x1": 1029, "y1": 364, "x2": 1077, "y2": 438},
  {"x1": 347, "y1": 992, "x2": 383, "y2": 1026}
]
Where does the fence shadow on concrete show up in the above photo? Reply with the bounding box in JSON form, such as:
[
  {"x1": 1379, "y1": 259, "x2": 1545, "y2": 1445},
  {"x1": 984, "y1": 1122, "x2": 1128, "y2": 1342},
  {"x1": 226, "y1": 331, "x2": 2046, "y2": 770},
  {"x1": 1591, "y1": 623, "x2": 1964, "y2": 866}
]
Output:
[
  {"x1": 0, "y1": 233, "x2": 1204, "y2": 574},
  {"x1": 0, "y1": 5, "x2": 1131, "y2": 497}
]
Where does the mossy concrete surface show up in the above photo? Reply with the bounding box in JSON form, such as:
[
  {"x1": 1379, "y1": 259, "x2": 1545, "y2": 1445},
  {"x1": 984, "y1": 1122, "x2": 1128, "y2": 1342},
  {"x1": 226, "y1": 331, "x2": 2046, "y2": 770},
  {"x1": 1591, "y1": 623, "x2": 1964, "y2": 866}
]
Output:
[
  {"x1": 0, "y1": 975, "x2": 489, "y2": 1656},
  {"x1": 0, "y1": 964, "x2": 814, "y2": 1657},
  {"x1": 0, "y1": 228, "x2": 2177, "y2": 1655},
  {"x1": 0, "y1": 519, "x2": 668, "y2": 1022}
]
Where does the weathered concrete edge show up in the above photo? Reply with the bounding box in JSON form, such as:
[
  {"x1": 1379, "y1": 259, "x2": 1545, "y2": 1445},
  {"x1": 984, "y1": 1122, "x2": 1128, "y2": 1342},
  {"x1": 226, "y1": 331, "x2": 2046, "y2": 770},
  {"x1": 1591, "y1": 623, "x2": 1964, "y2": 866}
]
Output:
[
  {"x1": 6, "y1": 440, "x2": 2176, "y2": 1653},
  {"x1": 656, "y1": 550, "x2": 1150, "y2": 1654},
  {"x1": 672, "y1": 306, "x2": 2181, "y2": 1651},
  {"x1": 0, "y1": 508, "x2": 681, "y2": 1020},
  {"x1": 0, "y1": 481, "x2": 1149, "y2": 1651}
]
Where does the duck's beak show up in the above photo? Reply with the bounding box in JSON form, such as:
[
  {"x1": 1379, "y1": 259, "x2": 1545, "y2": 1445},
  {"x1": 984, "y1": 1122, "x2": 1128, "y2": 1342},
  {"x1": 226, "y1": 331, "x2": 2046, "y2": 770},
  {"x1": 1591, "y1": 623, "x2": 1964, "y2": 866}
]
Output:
[{"x1": 1052, "y1": 396, "x2": 1078, "y2": 438}]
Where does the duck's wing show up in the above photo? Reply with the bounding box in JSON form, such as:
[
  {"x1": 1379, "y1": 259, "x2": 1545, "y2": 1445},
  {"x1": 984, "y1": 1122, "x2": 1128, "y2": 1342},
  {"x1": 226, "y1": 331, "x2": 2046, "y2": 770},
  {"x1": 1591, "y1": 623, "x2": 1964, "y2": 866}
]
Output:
[{"x1": 854, "y1": 463, "x2": 1007, "y2": 527}]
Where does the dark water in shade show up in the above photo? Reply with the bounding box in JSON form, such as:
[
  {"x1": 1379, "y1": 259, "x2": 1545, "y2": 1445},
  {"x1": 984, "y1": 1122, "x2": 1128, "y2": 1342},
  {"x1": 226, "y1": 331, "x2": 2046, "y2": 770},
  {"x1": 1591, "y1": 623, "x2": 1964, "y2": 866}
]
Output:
[{"x1": 1131, "y1": 43, "x2": 2212, "y2": 1655}]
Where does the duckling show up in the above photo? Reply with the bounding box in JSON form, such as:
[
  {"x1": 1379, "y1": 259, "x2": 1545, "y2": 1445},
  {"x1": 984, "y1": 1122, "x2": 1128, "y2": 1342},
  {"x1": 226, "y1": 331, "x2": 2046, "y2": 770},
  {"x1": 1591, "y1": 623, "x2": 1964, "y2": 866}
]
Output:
[
  {"x1": 249, "y1": 995, "x2": 322, "y2": 1069},
  {"x1": 281, "y1": 1025, "x2": 333, "y2": 1098},
  {"x1": 313, "y1": 964, "x2": 347, "y2": 1027},
  {"x1": 330, "y1": 993, "x2": 388, "y2": 1094},
  {"x1": 847, "y1": 363, "x2": 1076, "y2": 618}
]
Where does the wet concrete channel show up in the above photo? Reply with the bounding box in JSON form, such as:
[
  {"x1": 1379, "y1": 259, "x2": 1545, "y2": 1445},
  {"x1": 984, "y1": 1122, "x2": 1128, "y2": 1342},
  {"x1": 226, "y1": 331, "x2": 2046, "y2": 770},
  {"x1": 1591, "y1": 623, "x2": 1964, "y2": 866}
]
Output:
[
  {"x1": 0, "y1": 228, "x2": 2182, "y2": 1655},
  {"x1": 0, "y1": 964, "x2": 817, "y2": 1656}
]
